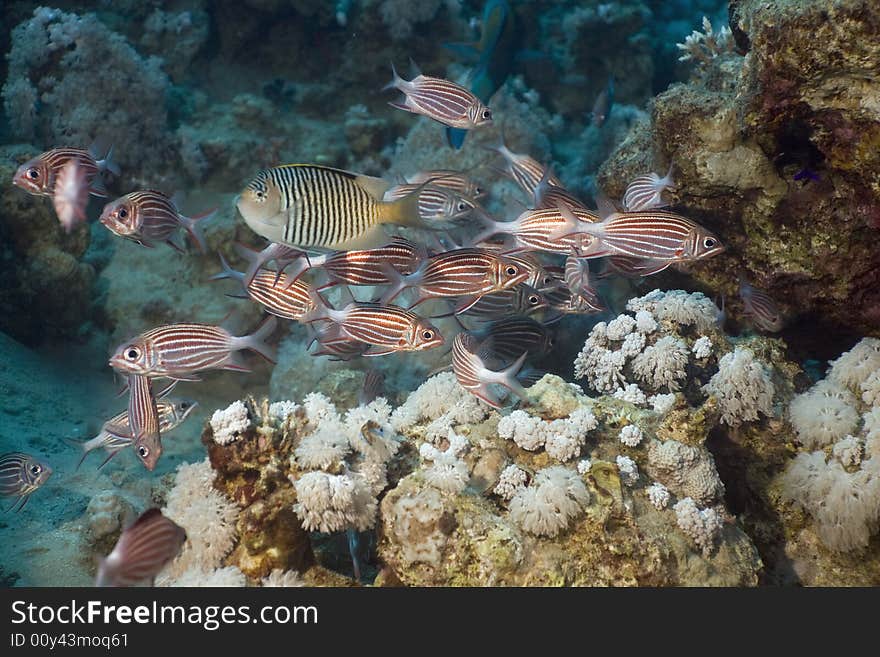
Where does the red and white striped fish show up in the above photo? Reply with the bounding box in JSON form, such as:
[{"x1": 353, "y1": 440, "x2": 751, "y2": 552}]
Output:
[
  {"x1": 52, "y1": 160, "x2": 89, "y2": 233},
  {"x1": 474, "y1": 206, "x2": 599, "y2": 255},
  {"x1": 282, "y1": 237, "x2": 422, "y2": 287},
  {"x1": 542, "y1": 284, "x2": 605, "y2": 320},
  {"x1": 739, "y1": 278, "x2": 784, "y2": 332},
  {"x1": 0, "y1": 452, "x2": 52, "y2": 512},
  {"x1": 66, "y1": 397, "x2": 198, "y2": 470},
  {"x1": 406, "y1": 170, "x2": 487, "y2": 200},
  {"x1": 486, "y1": 136, "x2": 563, "y2": 197},
  {"x1": 212, "y1": 253, "x2": 316, "y2": 322},
  {"x1": 469, "y1": 317, "x2": 554, "y2": 365},
  {"x1": 109, "y1": 317, "x2": 277, "y2": 379},
  {"x1": 127, "y1": 374, "x2": 162, "y2": 471},
  {"x1": 99, "y1": 190, "x2": 215, "y2": 253},
  {"x1": 305, "y1": 291, "x2": 444, "y2": 357},
  {"x1": 550, "y1": 203, "x2": 724, "y2": 262},
  {"x1": 384, "y1": 183, "x2": 477, "y2": 227},
  {"x1": 452, "y1": 332, "x2": 530, "y2": 408},
  {"x1": 12, "y1": 144, "x2": 119, "y2": 198},
  {"x1": 359, "y1": 369, "x2": 386, "y2": 405},
  {"x1": 564, "y1": 253, "x2": 604, "y2": 312},
  {"x1": 453, "y1": 284, "x2": 550, "y2": 320},
  {"x1": 384, "y1": 62, "x2": 493, "y2": 130},
  {"x1": 95, "y1": 509, "x2": 186, "y2": 587},
  {"x1": 381, "y1": 248, "x2": 530, "y2": 313},
  {"x1": 622, "y1": 165, "x2": 675, "y2": 212}
]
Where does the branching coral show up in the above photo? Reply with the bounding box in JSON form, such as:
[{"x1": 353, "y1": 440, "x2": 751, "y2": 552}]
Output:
[
  {"x1": 210, "y1": 400, "x2": 251, "y2": 445},
  {"x1": 676, "y1": 16, "x2": 735, "y2": 65},
  {"x1": 674, "y1": 498, "x2": 723, "y2": 556},
  {"x1": 497, "y1": 406, "x2": 597, "y2": 462}
]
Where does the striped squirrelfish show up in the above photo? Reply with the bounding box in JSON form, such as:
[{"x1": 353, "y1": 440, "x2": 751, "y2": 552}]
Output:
[
  {"x1": 109, "y1": 317, "x2": 277, "y2": 380},
  {"x1": 622, "y1": 164, "x2": 675, "y2": 212},
  {"x1": 486, "y1": 135, "x2": 562, "y2": 196},
  {"x1": 51, "y1": 160, "x2": 90, "y2": 233},
  {"x1": 452, "y1": 332, "x2": 530, "y2": 409},
  {"x1": 383, "y1": 183, "x2": 477, "y2": 228},
  {"x1": 0, "y1": 452, "x2": 52, "y2": 512},
  {"x1": 384, "y1": 62, "x2": 493, "y2": 130},
  {"x1": 548, "y1": 203, "x2": 724, "y2": 262},
  {"x1": 305, "y1": 291, "x2": 444, "y2": 357},
  {"x1": 236, "y1": 164, "x2": 425, "y2": 251},
  {"x1": 211, "y1": 252, "x2": 316, "y2": 322},
  {"x1": 739, "y1": 278, "x2": 784, "y2": 332},
  {"x1": 474, "y1": 206, "x2": 599, "y2": 255},
  {"x1": 564, "y1": 253, "x2": 604, "y2": 313},
  {"x1": 406, "y1": 170, "x2": 487, "y2": 200},
  {"x1": 67, "y1": 398, "x2": 198, "y2": 470},
  {"x1": 282, "y1": 237, "x2": 422, "y2": 287},
  {"x1": 127, "y1": 374, "x2": 162, "y2": 471},
  {"x1": 359, "y1": 369, "x2": 386, "y2": 406},
  {"x1": 12, "y1": 143, "x2": 119, "y2": 198},
  {"x1": 99, "y1": 190, "x2": 216, "y2": 253},
  {"x1": 381, "y1": 248, "x2": 531, "y2": 313},
  {"x1": 459, "y1": 284, "x2": 550, "y2": 319},
  {"x1": 468, "y1": 317, "x2": 554, "y2": 364},
  {"x1": 95, "y1": 509, "x2": 186, "y2": 587}
]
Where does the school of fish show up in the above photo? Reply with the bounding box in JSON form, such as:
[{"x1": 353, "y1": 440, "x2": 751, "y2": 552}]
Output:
[{"x1": 8, "y1": 49, "x2": 780, "y2": 586}]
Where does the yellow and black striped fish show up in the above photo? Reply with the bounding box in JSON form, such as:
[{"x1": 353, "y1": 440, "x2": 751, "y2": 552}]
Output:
[{"x1": 236, "y1": 164, "x2": 422, "y2": 251}]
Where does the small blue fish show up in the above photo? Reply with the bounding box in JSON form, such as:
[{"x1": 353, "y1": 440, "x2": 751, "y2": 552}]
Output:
[
  {"x1": 0, "y1": 452, "x2": 53, "y2": 512},
  {"x1": 793, "y1": 168, "x2": 820, "y2": 185},
  {"x1": 591, "y1": 77, "x2": 615, "y2": 127}
]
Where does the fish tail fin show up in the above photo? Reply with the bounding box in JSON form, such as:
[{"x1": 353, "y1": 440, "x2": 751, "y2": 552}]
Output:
[
  {"x1": 99, "y1": 145, "x2": 122, "y2": 178},
  {"x1": 209, "y1": 252, "x2": 245, "y2": 287},
  {"x1": 180, "y1": 207, "x2": 216, "y2": 254},
  {"x1": 301, "y1": 287, "x2": 333, "y2": 324},
  {"x1": 494, "y1": 351, "x2": 531, "y2": 402},
  {"x1": 446, "y1": 127, "x2": 467, "y2": 150},
  {"x1": 238, "y1": 315, "x2": 278, "y2": 363},
  {"x1": 378, "y1": 261, "x2": 420, "y2": 305},
  {"x1": 382, "y1": 61, "x2": 404, "y2": 92},
  {"x1": 470, "y1": 207, "x2": 509, "y2": 245},
  {"x1": 61, "y1": 437, "x2": 90, "y2": 470},
  {"x1": 282, "y1": 253, "x2": 314, "y2": 288}
]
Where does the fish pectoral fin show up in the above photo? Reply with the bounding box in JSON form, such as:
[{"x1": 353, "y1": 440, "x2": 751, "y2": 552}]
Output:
[
  {"x1": 388, "y1": 99, "x2": 413, "y2": 114},
  {"x1": 363, "y1": 345, "x2": 396, "y2": 357}
]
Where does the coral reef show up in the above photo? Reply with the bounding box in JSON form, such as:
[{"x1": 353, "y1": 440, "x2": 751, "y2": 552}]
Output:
[{"x1": 600, "y1": 0, "x2": 880, "y2": 337}]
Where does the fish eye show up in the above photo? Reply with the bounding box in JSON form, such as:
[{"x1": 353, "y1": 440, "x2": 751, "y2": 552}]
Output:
[
  {"x1": 457, "y1": 202, "x2": 467, "y2": 211},
  {"x1": 118, "y1": 206, "x2": 128, "y2": 218},
  {"x1": 180, "y1": 402, "x2": 190, "y2": 409},
  {"x1": 138, "y1": 445, "x2": 150, "y2": 458},
  {"x1": 27, "y1": 167, "x2": 40, "y2": 179},
  {"x1": 505, "y1": 265, "x2": 518, "y2": 276},
  {"x1": 125, "y1": 347, "x2": 140, "y2": 360},
  {"x1": 29, "y1": 464, "x2": 42, "y2": 476},
  {"x1": 475, "y1": 186, "x2": 483, "y2": 196},
  {"x1": 422, "y1": 330, "x2": 434, "y2": 340},
  {"x1": 704, "y1": 237, "x2": 716, "y2": 248},
  {"x1": 528, "y1": 294, "x2": 540, "y2": 304},
  {"x1": 482, "y1": 109, "x2": 492, "y2": 120}
]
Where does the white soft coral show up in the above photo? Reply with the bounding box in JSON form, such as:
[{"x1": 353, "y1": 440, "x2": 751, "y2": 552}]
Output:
[{"x1": 702, "y1": 347, "x2": 775, "y2": 426}]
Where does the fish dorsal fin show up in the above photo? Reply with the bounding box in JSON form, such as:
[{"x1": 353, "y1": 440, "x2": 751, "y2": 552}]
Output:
[
  {"x1": 595, "y1": 192, "x2": 618, "y2": 220},
  {"x1": 354, "y1": 173, "x2": 391, "y2": 201},
  {"x1": 407, "y1": 57, "x2": 423, "y2": 79}
]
